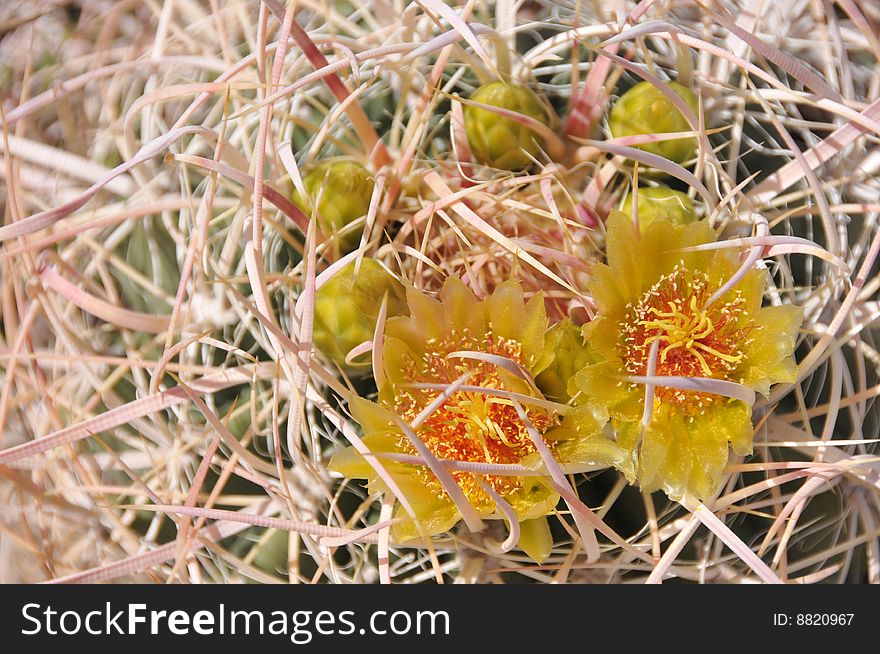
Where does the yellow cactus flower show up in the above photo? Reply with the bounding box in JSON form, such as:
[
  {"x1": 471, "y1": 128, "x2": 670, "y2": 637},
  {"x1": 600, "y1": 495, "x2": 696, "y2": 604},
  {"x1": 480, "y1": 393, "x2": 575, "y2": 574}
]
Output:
[
  {"x1": 313, "y1": 259, "x2": 407, "y2": 367},
  {"x1": 609, "y1": 80, "x2": 698, "y2": 164},
  {"x1": 330, "y1": 278, "x2": 626, "y2": 562},
  {"x1": 621, "y1": 186, "x2": 696, "y2": 229},
  {"x1": 575, "y1": 211, "x2": 802, "y2": 500},
  {"x1": 464, "y1": 81, "x2": 547, "y2": 171}
]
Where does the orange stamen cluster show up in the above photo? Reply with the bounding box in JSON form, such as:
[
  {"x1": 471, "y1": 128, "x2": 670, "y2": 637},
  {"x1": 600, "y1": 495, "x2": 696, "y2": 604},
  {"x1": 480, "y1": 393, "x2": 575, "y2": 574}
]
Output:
[
  {"x1": 621, "y1": 264, "x2": 751, "y2": 413},
  {"x1": 394, "y1": 327, "x2": 554, "y2": 506}
]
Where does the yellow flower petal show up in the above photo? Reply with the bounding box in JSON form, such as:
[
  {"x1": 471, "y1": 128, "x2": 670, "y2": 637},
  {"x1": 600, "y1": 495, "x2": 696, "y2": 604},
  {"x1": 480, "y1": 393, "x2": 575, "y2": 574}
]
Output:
[
  {"x1": 440, "y1": 277, "x2": 487, "y2": 335},
  {"x1": 404, "y1": 284, "x2": 446, "y2": 340},
  {"x1": 575, "y1": 361, "x2": 642, "y2": 421},
  {"x1": 554, "y1": 430, "x2": 632, "y2": 477},
  {"x1": 328, "y1": 431, "x2": 405, "y2": 479},
  {"x1": 381, "y1": 335, "x2": 415, "y2": 389},
  {"x1": 506, "y1": 476, "x2": 559, "y2": 520},
  {"x1": 713, "y1": 399, "x2": 754, "y2": 457},
  {"x1": 328, "y1": 445, "x2": 373, "y2": 479},
  {"x1": 518, "y1": 517, "x2": 553, "y2": 563},
  {"x1": 740, "y1": 304, "x2": 803, "y2": 396},
  {"x1": 581, "y1": 316, "x2": 619, "y2": 361},
  {"x1": 391, "y1": 477, "x2": 462, "y2": 543},
  {"x1": 731, "y1": 266, "x2": 767, "y2": 316},
  {"x1": 350, "y1": 395, "x2": 398, "y2": 433},
  {"x1": 520, "y1": 292, "x2": 549, "y2": 368},
  {"x1": 617, "y1": 400, "x2": 752, "y2": 500},
  {"x1": 384, "y1": 315, "x2": 428, "y2": 356},
  {"x1": 486, "y1": 279, "x2": 527, "y2": 342},
  {"x1": 553, "y1": 404, "x2": 603, "y2": 437},
  {"x1": 588, "y1": 261, "x2": 631, "y2": 320}
]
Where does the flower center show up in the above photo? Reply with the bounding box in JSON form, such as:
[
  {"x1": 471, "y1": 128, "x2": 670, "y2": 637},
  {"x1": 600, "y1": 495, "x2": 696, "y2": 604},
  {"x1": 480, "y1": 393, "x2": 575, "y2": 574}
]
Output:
[
  {"x1": 394, "y1": 328, "x2": 554, "y2": 506},
  {"x1": 621, "y1": 265, "x2": 751, "y2": 410}
]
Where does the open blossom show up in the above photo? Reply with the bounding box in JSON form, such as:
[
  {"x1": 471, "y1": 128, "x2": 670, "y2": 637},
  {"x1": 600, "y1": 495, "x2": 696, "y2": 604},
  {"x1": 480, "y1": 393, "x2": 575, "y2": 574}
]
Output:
[
  {"x1": 575, "y1": 210, "x2": 802, "y2": 500},
  {"x1": 331, "y1": 277, "x2": 626, "y2": 562}
]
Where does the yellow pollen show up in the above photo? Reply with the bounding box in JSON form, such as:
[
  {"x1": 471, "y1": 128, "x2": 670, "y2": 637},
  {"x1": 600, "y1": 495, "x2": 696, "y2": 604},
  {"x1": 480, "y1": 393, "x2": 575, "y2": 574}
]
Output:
[
  {"x1": 394, "y1": 327, "x2": 557, "y2": 507},
  {"x1": 621, "y1": 264, "x2": 752, "y2": 412}
]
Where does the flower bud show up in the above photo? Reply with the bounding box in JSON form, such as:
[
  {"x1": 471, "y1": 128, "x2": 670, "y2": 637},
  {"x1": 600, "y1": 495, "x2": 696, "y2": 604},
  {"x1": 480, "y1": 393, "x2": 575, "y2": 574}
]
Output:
[
  {"x1": 464, "y1": 81, "x2": 547, "y2": 170},
  {"x1": 609, "y1": 81, "x2": 698, "y2": 164},
  {"x1": 312, "y1": 259, "x2": 407, "y2": 366},
  {"x1": 293, "y1": 160, "x2": 374, "y2": 253},
  {"x1": 535, "y1": 319, "x2": 599, "y2": 404},
  {"x1": 621, "y1": 186, "x2": 696, "y2": 228}
]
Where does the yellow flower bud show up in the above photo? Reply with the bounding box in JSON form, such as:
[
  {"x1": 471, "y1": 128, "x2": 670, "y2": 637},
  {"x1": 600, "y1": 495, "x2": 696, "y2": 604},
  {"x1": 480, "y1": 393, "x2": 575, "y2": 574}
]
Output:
[
  {"x1": 609, "y1": 81, "x2": 698, "y2": 164},
  {"x1": 621, "y1": 186, "x2": 696, "y2": 228},
  {"x1": 293, "y1": 160, "x2": 374, "y2": 253},
  {"x1": 312, "y1": 259, "x2": 407, "y2": 366},
  {"x1": 535, "y1": 319, "x2": 600, "y2": 404},
  {"x1": 464, "y1": 81, "x2": 547, "y2": 170}
]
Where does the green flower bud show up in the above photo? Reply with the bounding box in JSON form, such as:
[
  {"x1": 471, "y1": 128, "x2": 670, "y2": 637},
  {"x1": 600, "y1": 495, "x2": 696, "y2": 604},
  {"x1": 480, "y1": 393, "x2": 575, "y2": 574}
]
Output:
[
  {"x1": 293, "y1": 160, "x2": 374, "y2": 253},
  {"x1": 313, "y1": 259, "x2": 407, "y2": 366},
  {"x1": 535, "y1": 319, "x2": 600, "y2": 404},
  {"x1": 621, "y1": 186, "x2": 696, "y2": 228},
  {"x1": 608, "y1": 81, "x2": 698, "y2": 164},
  {"x1": 464, "y1": 81, "x2": 547, "y2": 170}
]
